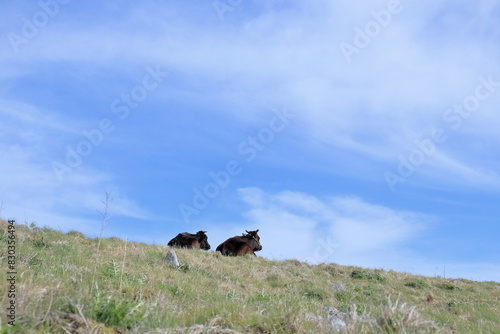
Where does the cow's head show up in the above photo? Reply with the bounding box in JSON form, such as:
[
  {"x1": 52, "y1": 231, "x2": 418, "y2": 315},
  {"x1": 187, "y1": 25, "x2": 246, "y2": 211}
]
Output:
[
  {"x1": 196, "y1": 230, "x2": 211, "y2": 250},
  {"x1": 244, "y1": 229, "x2": 262, "y2": 251}
]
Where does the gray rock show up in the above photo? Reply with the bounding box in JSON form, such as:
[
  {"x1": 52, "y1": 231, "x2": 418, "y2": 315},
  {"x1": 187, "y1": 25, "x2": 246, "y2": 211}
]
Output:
[
  {"x1": 332, "y1": 282, "x2": 346, "y2": 291},
  {"x1": 323, "y1": 306, "x2": 351, "y2": 330},
  {"x1": 328, "y1": 315, "x2": 347, "y2": 330},
  {"x1": 165, "y1": 249, "x2": 180, "y2": 267},
  {"x1": 324, "y1": 306, "x2": 349, "y2": 319}
]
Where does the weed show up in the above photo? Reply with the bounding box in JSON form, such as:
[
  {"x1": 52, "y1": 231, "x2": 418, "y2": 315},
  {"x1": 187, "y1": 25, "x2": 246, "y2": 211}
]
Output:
[
  {"x1": 302, "y1": 289, "x2": 324, "y2": 301},
  {"x1": 439, "y1": 283, "x2": 460, "y2": 291},
  {"x1": 168, "y1": 285, "x2": 183, "y2": 296},
  {"x1": 179, "y1": 263, "x2": 190, "y2": 273},
  {"x1": 90, "y1": 292, "x2": 147, "y2": 329},
  {"x1": 32, "y1": 236, "x2": 49, "y2": 248},
  {"x1": 405, "y1": 279, "x2": 430, "y2": 289},
  {"x1": 0, "y1": 324, "x2": 20, "y2": 333},
  {"x1": 27, "y1": 253, "x2": 43, "y2": 267},
  {"x1": 351, "y1": 270, "x2": 386, "y2": 282},
  {"x1": 66, "y1": 230, "x2": 86, "y2": 238},
  {"x1": 102, "y1": 260, "x2": 120, "y2": 278}
]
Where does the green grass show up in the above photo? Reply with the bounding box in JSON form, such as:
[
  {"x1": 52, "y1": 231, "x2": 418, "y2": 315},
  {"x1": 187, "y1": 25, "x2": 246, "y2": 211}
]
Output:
[{"x1": 1, "y1": 220, "x2": 499, "y2": 333}]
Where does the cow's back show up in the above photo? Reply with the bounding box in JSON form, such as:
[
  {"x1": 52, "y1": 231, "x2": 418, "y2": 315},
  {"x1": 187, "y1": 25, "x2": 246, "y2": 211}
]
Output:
[
  {"x1": 168, "y1": 233, "x2": 199, "y2": 249},
  {"x1": 167, "y1": 233, "x2": 182, "y2": 247},
  {"x1": 217, "y1": 237, "x2": 254, "y2": 256}
]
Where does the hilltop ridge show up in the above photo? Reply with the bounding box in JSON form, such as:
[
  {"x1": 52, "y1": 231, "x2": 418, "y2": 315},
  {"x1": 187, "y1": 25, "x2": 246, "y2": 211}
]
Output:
[{"x1": 1, "y1": 220, "x2": 499, "y2": 333}]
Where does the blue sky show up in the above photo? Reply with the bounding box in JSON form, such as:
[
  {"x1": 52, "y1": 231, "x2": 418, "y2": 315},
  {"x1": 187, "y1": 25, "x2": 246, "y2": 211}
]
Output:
[{"x1": 1, "y1": 0, "x2": 499, "y2": 281}]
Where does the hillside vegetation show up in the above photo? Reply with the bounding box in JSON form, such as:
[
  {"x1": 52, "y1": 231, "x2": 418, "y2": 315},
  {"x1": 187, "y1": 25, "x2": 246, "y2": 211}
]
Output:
[{"x1": 1, "y1": 219, "x2": 499, "y2": 333}]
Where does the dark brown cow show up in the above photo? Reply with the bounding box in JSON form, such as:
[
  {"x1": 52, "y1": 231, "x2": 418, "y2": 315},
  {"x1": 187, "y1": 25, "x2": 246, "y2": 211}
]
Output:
[
  {"x1": 167, "y1": 231, "x2": 210, "y2": 250},
  {"x1": 216, "y1": 229, "x2": 262, "y2": 256}
]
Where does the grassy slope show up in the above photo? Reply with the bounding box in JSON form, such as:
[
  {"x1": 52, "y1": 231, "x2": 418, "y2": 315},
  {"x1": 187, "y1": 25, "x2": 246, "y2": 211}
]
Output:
[{"x1": 0, "y1": 220, "x2": 499, "y2": 333}]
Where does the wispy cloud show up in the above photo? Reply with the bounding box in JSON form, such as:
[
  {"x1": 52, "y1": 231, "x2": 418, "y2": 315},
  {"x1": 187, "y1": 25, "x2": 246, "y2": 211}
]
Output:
[
  {"x1": 0, "y1": 140, "x2": 154, "y2": 230},
  {"x1": 237, "y1": 187, "x2": 428, "y2": 264},
  {"x1": 236, "y1": 187, "x2": 499, "y2": 281}
]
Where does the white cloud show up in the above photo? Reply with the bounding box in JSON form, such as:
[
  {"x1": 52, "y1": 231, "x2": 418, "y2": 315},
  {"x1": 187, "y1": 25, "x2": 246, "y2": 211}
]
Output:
[
  {"x1": 327, "y1": 197, "x2": 426, "y2": 253},
  {"x1": 3, "y1": 1, "x2": 498, "y2": 143},
  {"x1": 235, "y1": 187, "x2": 498, "y2": 281},
  {"x1": 0, "y1": 142, "x2": 154, "y2": 232},
  {"x1": 423, "y1": 151, "x2": 500, "y2": 188},
  {"x1": 237, "y1": 187, "x2": 427, "y2": 264}
]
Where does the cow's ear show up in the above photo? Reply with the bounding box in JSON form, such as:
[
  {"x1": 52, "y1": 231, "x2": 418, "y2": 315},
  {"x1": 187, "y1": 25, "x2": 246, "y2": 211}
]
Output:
[
  {"x1": 245, "y1": 230, "x2": 250, "y2": 233},
  {"x1": 255, "y1": 229, "x2": 259, "y2": 233}
]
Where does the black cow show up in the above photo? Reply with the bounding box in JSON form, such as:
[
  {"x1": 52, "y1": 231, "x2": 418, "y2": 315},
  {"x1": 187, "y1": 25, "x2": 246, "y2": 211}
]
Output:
[
  {"x1": 216, "y1": 229, "x2": 262, "y2": 256},
  {"x1": 167, "y1": 231, "x2": 211, "y2": 250}
]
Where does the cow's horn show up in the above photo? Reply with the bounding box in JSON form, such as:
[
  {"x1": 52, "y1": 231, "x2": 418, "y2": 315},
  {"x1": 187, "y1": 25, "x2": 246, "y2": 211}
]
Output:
[{"x1": 245, "y1": 230, "x2": 250, "y2": 233}]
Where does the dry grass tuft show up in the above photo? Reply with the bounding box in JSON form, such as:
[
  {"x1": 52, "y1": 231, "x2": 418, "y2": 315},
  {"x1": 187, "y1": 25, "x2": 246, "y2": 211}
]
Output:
[
  {"x1": 374, "y1": 297, "x2": 443, "y2": 333},
  {"x1": 42, "y1": 311, "x2": 119, "y2": 334}
]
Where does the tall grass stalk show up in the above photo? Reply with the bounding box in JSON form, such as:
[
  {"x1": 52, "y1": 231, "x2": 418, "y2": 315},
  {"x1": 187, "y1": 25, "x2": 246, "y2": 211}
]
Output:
[{"x1": 91, "y1": 191, "x2": 112, "y2": 294}]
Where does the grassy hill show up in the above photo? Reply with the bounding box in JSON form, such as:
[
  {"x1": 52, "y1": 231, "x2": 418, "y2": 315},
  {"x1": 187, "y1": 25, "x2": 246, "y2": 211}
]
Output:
[{"x1": 1, "y1": 219, "x2": 499, "y2": 333}]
